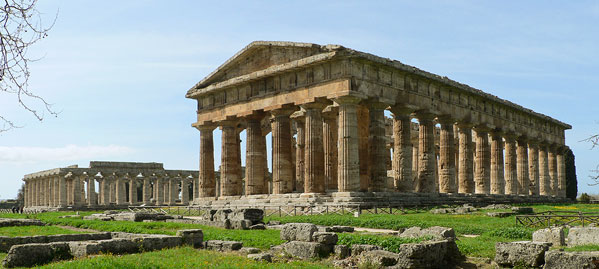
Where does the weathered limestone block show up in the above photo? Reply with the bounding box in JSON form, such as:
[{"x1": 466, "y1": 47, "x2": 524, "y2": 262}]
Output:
[
  {"x1": 0, "y1": 218, "x2": 44, "y2": 227},
  {"x1": 399, "y1": 226, "x2": 456, "y2": 240},
  {"x1": 134, "y1": 235, "x2": 182, "y2": 251},
  {"x1": 312, "y1": 232, "x2": 338, "y2": 245},
  {"x1": 351, "y1": 244, "x2": 382, "y2": 256},
  {"x1": 283, "y1": 241, "x2": 332, "y2": 259},
  {"x1": 0, "y1": 232, "x2": 112, "y2": 252},
  {"x1": 494, "y1": 241, "x2": 551, "y2": 267},
  {"x1": 567, "y1": 227, "x2": 599, "y2": 246},
  {"x1": 511, "y1": 207, "x2": 534, "y2": 214},
  {"x1": 176, "y1": 229, "x2": 203, "y2": 248},
  {"x1": 486, "y1": 212, "x2": 514, "y2": 218},
  {"x1": 230, "y1": 220, "x2": 252, "y2": 230},
  {"x1": 248, "y1": 253, "x2": 273, "y2": 262},
  {"x1": 204, "y1": 240, "x2": 243, "y2": 251},
  {"x1": 240, "y1": 247, "x2": 261, "y2": 254},
  {"x1": 280, "y1": 223, "x2": 318, "y2": 242},
  {"x1": 335, "y1": 244, "x2": 350, "y2": 259},
  {"x1": 249, "y1": 224, "x2": 266, "y2": 230},
  {"x1": 228, "y1": 208, "x2": 264, "y2": 224},
  {"x1": 544, "y1": 250, "x2": 599, "y2": 269},
  {"x1": 532, "y1": 227, "x2": 565, "y2": 247},
  {"x1": 3, "y1": 242, "x2": 72, "y2": 268},
  {"x1": 358, "y1": 250, "x2": 399, "y2": 267},
  {"x1": 318, "y1": 225, "x2": 354, "y2": 233},
  {"x1": 395, "y1": 240, "x2": 461, "y2": 268}
]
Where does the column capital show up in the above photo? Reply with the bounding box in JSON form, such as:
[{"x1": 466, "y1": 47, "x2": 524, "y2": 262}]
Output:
[
  {"x1": 270, "y1": 107, "x2": 297, "y2": 117},
  {"x1": 333, "y1": 95, "x2": 363, "y2": 105},
  {"x1": 300, "y1": 100, "x2": 329, "y2": 111},
  {"x1": 436, "y1": 115, "x2": 455, "y2": 125},
  {"x1": 473, "y1": 124, "x2": 492, "y2": 132},
  {"x1": 363, "y1": 100, "x2": 389, "y2": 110},
  {"x1": 244, "y1": 111, "x2": 267, "y2": 121},
  {"x1": 456, "y1": 121, "x2": 473, "y2": 129},
  {"x1": 322, "y1": 105, "x2": 339, "y2": 119},
  {"x1": 219, "y1": 119, "x2": 239, "y2": 127},
  {"x1": 412, "y1": 110, "x2": 436, "y2": 121},
  {"x1": 195, "y1": 123, "x2": 217, "y2": 132},
  {"x1": 290, "y1": 110, "x2": 305, "y2": 121},
  {"x1": 503, "y1": 132, "x2": 518, "y2": 141}
]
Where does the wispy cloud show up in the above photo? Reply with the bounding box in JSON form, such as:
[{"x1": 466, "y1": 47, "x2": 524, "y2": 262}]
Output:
[{"x1": 0, "y1": 145, "x2": 133, "y2": 164}]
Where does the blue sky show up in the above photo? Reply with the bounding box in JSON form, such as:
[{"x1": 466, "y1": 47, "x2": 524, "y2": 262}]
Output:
[{"x1": 1, "y1": 1, "x2": 598, "y2": 199}]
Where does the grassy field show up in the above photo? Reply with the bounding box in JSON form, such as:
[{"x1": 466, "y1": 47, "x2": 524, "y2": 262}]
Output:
[
  {"x1": 0, "y1": 225, "x2": 88, "y2": 237},
  {"x1": 39, "y1": 247, "x2": 332, "y2": 269},
  {"x1": 0, "y1": 203, "x2": 596, "y2": 263}
]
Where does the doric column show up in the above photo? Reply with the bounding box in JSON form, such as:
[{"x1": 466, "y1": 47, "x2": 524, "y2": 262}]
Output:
[
  {"x1": 528, "y1": 141, "x2": 540, "y2": 195},
  {"x1": 129, "y1": 177, "x2": 138, "y2": 205},
  {"x1": 539, "y1": 143, "x2": 550, "y2": 196},
  {"x1": 357, "y1": 105, "x2": 370, "y2": 191},
  {"x1": 100, "y1": 176, "x2": 110, "y2": 206},
  {"x1": 335, "y1": 96, "x2": 361, "y2": 192},
  {"x1": 198, "y1": 125, "x2": 216, "y2": 198},
  {"x1": 323, "y1": 106, "x2": 338, "y2": 191},
  {"x1": 54, "y1": 176, "x2": 60, "y2": 206},
  {"x1": 548, "y1": 145, "x2": 558, "y2": 196},
  {"x1": 220, "y1": 120, "x2": 242, "y2": 196},
  {"x1": 414, "y1": 112, "x2": 436, "y2": 193},
  {"x1": 457, "y1": 123, "x2": 474, "y2": 193},
  {"x1": 438, "y1": 117, "x2": 456, "y2": 193},
  {"x1": 245, "y1": 113, "x2": 267, "y2": 195},
  {"x1": 155, "y1": 176, "x2": 164, "y2": 205},
  {"x1": 181, "y1": 177, "x2": 190, "y2": 204},
  {"x1": 73, "y1": 175, "x2": 83, "y2": 206},
  {"x1": 303, "y1": 102, "x2": 327, "y2": 194},
  {"x1": 368, "y1": 102, "x2": 389, "y2": 192},
  {"x1": 517, "y1": 137, "x2": 530, "y2": 195},
  {"x1": 115, "y1": 174, "x2": 127, "y2": 205},
  {"x1": 270, "y1": 108, "x2": 295, "y2": 194},
  {"x1": 169, "y1": 177, "x2": 179, "y2": 205},
  {"x1": 292, "y1": 112, "x2": 305, "y2": 193},
  {"x1": 474, "y1": 126, "x2": 491, "y2": 194},
  {"x1": 504, "y1": 134, "x2": 518, "y2": 195},
  {"x1": 87, "y1": 175, "x2": 97, "y2": 206},
  {"x1": 390, "y1": 107, "x2": 413, "y2": 192},
  {"x1": 557, "y1": 146, "x2": 567, "y2": 197},
  {"x1": 490, "y1": 131, "x2": 505, "y2": 194},
  {"x1": 142, "y1": 175, "x2": 151, "y2": 204},
  {"x1": 109, "y1": 179, "x2": 116, "y2": 204}
]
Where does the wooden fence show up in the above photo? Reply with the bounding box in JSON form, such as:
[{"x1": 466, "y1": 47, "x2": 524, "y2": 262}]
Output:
[{"x1": 516, "y1": 211, "x2": 599, "y2": 227}]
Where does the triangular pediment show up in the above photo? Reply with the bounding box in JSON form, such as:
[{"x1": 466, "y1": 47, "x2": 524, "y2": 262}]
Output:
[{"x1": 191, "y1": 41, "x2": 329, "y2": 89}]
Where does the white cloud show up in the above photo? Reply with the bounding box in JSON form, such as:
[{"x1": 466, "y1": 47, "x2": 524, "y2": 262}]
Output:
[{"x1": 0, "y1": 145, "x2": 133, "y2": 164}]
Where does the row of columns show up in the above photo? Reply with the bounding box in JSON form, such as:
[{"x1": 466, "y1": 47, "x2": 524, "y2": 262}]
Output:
[
  {"x1": 196, "y1": 97, "x2": 567, "y2": 198},
  {"x1": 25, "y1": 173, "x2": 194, "y2": 207}
]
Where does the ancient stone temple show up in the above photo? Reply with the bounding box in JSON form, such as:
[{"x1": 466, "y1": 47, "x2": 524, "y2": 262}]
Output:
[
  {"x1": 23, "y1": 162, "x2": 198, "y2": 210},
  {"x1": 186, "y1": 41, "x2": 571, "y2": 207}
]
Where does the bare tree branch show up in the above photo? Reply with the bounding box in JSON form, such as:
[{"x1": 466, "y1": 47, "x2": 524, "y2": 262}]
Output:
[{"x1": 0, "y1": 0, "x2": 57, "y2": 132}]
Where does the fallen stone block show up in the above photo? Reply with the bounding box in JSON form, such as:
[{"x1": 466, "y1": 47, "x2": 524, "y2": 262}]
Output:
[
  {"x1": 487, "y1": 212, "x2": 514, "y2": 218},
  {"x1": 533, "y1": 227, "x2": 565, "y2": 247},
  {"x1": 399, "y1": 226, "x2": 456, "y2": 240},
  {"x1": 312, "y1": 232, "x2": 338, "y2": 245},
  {"x1": 248, "y1": 253, "x2": 272, "y2": 262},
  {"x1": 0, "y1": 232, "x2": 112, "y2": 252},
  {"x1": 3, "y1": 242, "x2": 72, "y2": 268},
  {"x1": 284, "y1": 241, "x2": 332, "y2": 259},
  {"x1": 396, "y1": 240, "x2": 457, "y2": 268},
  {"x1": 567, "y1": 227, "x2": 599, "y2": 246},
  {"x1": 176, "y1": 229, "x2": 203, "y2": 248},
  {"x1": 204, "y1": 240, "x2": 243, "y2": 251},
  {"x1": 0, "y1": 218, "x2": 45, "y2": 227},
  {"x1": 240, "y1": 247, "x2": 261, "y2": 254},
  {"x1": 494, "y1": 241, "x2": 551, "y2": 267},
  {"x1": 512, "y1": 207, "x2": 534, "y2": 214},
  {"x1": 280, "y1": 223, "x2": 318, "y2": 242},
  {"x1": 331, "y1": 226, "x2": 354, "y2": 233},
  {"x1": 335, "y1": 244, "x2": 350, "y2": 259},
  {"x1": 135, "y1": 235, "x2": 182, "y2": 251},
  {"x1": 358, "y1": 250, "x2": 399, "y2": 267},
  {"x1": 544, "y1": 250, "x2": 599, "y2": 269},
  {"x1": 430, "y1": 208, "x2": 451, "y2": 214},
  {"x1": 228, "y1": 208, "x2": 264, "y2": 224},
  {"x1": 351, "y1": 244, "x2": 382, "y2": 256},
  {"x1": 230, "y1": 219, "x2": 252, "y2": 230},
  {"x1": 249, "y1": 224, "x2": 266, "y2": 230}
]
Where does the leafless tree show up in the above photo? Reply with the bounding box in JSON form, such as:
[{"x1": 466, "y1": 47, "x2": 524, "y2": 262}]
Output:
[
  {"x1": 1, "y1": 0, "x2": 57, "y2": 132},
  {"x1": 582, "y1": 134, "x2": 599, "y2": 183}
]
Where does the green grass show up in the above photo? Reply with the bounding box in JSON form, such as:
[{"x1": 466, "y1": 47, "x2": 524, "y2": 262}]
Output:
[
  {"x1": 0, "y1": 225, "x2": 88, "y2": 237},
  {"x1": 564, "y1": 245, "x2": 599, "y2": 252},
  {"x1": 39, "y1": 247, "x2": 331, "y2": 269}
]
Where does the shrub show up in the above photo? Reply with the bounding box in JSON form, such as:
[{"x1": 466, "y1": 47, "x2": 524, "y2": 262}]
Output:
[{"x1": 579, "y1": 193, "x2": 592, "y2": 203}]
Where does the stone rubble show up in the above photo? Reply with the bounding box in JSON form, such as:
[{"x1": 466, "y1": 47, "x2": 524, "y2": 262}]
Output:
[
  {"x1": 544, "y1": 250, "x2": 599, "y2": 269},
  {"x1": 532, "y1": 227, "x2": 565, "y2": 247},
  {"x1": 494, "y1": 241, "x2": 551, "y2": 268}
]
